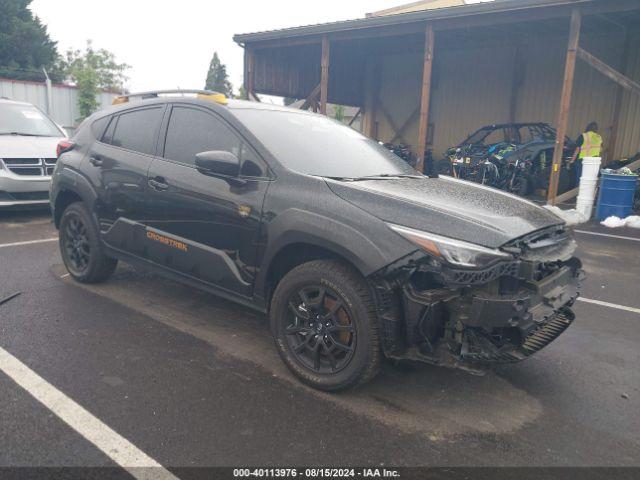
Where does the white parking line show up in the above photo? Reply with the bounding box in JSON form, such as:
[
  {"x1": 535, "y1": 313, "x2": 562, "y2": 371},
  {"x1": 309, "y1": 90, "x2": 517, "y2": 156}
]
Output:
[
  {"x1": 0, "y1": 347, "x2": 178, "y2": 480},
  {"x1": 574, "y1": 230, "x2": 640, "y2": 242},
  {"x1": 577, "y1": 297, "x2": 640, "y2": 315},
  {"x1": 0, "y1": 237, "x2": 58, "y2": 249}
]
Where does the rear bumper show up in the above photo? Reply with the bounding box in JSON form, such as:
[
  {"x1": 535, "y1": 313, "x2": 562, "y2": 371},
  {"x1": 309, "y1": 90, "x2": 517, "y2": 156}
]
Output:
[{"x1": 0, "y1": 173, "x2": 51, "y2": 207}]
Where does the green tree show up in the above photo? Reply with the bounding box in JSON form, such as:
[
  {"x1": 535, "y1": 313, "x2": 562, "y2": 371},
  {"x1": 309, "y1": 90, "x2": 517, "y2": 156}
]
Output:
[
  {"x1": 62, "y1": 40, "x2": 129, "y2": 120},
  {"x1": 236, "y1": 84, "x2": 248, "y2": 100},
  {"x1": 204, "y1": 52, "x2": 233, "y2": 96},
  {"x1": 0, "y1": 0, "x2": 62, "y2": 81},
  {"x1": 333, "y1": 104, "x2": 345, "y2": 122}
]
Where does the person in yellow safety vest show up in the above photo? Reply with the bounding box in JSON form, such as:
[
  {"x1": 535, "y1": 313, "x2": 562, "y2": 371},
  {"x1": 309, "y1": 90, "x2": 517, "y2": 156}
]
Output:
[{"x1": 568, "y1": 121, "x2": 603, "y2": 187}]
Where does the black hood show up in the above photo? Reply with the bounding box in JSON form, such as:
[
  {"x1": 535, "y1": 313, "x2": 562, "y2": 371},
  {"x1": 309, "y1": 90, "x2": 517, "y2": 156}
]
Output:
[{"x1": 325, "y1": 176, "x2": 563, "y2": 248}]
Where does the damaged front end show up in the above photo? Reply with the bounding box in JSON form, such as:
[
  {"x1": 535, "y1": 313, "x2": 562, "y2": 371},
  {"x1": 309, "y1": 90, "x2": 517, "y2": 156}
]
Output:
[{"x1": 371, "y1": 225, "x2": 584, "y2": 371}]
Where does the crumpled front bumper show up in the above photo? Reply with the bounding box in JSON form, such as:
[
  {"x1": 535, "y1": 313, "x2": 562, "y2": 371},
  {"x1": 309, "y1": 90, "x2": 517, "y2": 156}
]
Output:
[{"x1": 391, "y1": 255, "x2": 584, "y2": 369}]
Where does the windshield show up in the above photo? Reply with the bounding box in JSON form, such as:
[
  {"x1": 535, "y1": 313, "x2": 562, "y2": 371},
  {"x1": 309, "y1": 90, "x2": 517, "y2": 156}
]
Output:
[
  {"x1": 233, "y1": 108, "x2": 416, "y2": 178},
  {"x1": 0, "y1": 103, "x2": 63, "y2": 137}
]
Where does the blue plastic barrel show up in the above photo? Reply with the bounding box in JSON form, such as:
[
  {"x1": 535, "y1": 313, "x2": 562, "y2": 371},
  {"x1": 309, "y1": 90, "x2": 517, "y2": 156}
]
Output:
[{"x1": 595, "y1": 173, "x2": 638, "y2": 221}]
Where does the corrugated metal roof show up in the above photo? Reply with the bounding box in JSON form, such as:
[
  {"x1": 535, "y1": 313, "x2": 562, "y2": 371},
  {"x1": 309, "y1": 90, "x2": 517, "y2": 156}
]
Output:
[{"x1": 233, "y1": 0, "x2": 593, "y2": 44}]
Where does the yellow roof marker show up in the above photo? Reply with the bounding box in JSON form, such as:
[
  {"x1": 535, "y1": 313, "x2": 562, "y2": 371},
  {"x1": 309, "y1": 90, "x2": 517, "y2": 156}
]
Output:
[
  {"x1": 197, "y1": 92, "x2": 228, "y2": 105},
  {"x1": 112, "y1": 96, "x2": 129, "y2": 105}
]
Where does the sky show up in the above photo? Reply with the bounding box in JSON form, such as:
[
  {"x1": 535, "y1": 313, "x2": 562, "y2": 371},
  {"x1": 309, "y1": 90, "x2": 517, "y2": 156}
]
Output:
[{"x1": 30, "y1": 0, "x2": 490, "y2": 96}]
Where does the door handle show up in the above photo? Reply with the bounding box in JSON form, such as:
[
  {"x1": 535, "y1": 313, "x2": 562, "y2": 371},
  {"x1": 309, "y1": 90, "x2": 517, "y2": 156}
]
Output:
[
  {"x1": 89, "y1": 157, "x2": 103, "y2": 167},
  {"x1": 148, "y1": 177, "x2": 169, "y2": 191}
]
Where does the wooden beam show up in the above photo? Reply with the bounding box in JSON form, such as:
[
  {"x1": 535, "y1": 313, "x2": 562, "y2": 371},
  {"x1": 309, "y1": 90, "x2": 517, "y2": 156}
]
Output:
[
  {"x1": 554, "y1": 187, "x2": 579, "y2": 205},
  {"x1": 547, "y1": 8, "x2": 581, "y2": 205},
  {"x1": 607, "y1": 30, "x2": 632, "y2": 163},
  {"x1": 378, "y1": 102, "x2": 407, "y2": 145},
  {"x1": 320, "y1": 35, "x2": 330, "y2": 115},
  {"x1": 348, "y1": 108, "x2": 362, "y2": 127},
  {"x1": 417, "y1": 23, "x2": 435, "y2": 174},
  {"x1": 577, "y1": 47, "x2": 640, "y2": 97},
  {"x1": 389, "y1": 105, "x2": 421, "y2": 145},
  {"x1": 299, "y1": 83, "x2": 321, "y2": 110}
]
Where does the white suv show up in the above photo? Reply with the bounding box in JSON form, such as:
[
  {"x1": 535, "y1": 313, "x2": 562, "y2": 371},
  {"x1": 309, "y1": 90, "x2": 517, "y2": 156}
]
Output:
[{"x1": 0, "y1": 98, "x2": 67, "y2": 208}]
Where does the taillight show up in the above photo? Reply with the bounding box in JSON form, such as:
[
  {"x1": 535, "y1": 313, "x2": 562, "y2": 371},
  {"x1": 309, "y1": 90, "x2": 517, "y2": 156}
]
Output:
[{"x1": 56, "y1": 140, "x2": 75, "y2": 158}]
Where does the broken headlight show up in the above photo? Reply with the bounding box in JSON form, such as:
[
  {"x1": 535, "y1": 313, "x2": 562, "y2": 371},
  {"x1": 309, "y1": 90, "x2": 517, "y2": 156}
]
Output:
[{"x1": 388, "y1": 224, "x2": 513, "y2": 268}]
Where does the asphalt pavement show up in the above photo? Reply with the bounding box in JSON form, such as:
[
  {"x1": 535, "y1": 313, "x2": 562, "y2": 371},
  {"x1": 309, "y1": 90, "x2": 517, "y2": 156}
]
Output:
[{"x1": 0, "y1": 209, "x2": 639, "y2": 477}]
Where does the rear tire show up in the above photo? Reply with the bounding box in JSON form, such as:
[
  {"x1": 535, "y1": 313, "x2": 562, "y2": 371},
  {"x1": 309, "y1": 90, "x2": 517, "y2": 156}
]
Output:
[
  {"x1": 59, "y1": 202, "x2": 117, "y2": 283},
  {"x1": 270, "y1": 260, "x2": 380, "y2": 391}
]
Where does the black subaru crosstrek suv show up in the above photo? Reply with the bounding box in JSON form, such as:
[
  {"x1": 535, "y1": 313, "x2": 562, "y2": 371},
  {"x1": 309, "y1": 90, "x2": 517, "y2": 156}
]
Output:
[{"x1": 51, "y1": 90, "x2": 583, "y2": 391}]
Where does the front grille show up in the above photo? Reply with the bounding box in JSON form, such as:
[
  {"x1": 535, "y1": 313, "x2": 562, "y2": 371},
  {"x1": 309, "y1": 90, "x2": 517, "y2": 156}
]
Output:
[
  {"x1": 3, "y1": 158, "x2": 40, "y2": 165},
  {"x1": 2, "y1": 158, "x2": 56, "y2": 177},
  {"x1": 11, "y1": 167, "x2": 42, "y2": 176}
]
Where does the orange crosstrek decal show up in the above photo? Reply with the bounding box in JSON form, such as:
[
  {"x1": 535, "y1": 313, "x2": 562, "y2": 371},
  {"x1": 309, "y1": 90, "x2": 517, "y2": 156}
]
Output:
[{"x1": 146, "y1": 230, "x2": 188, "y2": 252}]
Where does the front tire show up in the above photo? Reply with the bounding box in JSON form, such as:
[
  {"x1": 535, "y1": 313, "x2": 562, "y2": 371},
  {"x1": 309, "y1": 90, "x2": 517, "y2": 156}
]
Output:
[
  {"x1": 270, "y1": 260, "x2": 380, "y2": 391},
  {"x1": 59, "y1": 203, "x2": 117, "y2": 283}
]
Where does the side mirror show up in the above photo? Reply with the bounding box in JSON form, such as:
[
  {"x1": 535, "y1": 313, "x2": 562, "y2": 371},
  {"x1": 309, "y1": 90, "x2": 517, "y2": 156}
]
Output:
[{"x1": 195, "y1": 150, "x2": 239, "y2": 177}]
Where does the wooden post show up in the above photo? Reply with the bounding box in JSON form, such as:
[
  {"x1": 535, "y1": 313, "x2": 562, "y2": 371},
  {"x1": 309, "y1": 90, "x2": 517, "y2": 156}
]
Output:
[
  {"x1": 320, "y1": 36, "x2": 330, "y2": 115},
  {"x1": 608, "y1": 31, "x2": 632, "y2": 163},
  {"x1": 417, "y1": 24, "x2": 435, "y2": 173},
  {"x1": 547, "y1": 8, "x2": 581, "y2": 205},
  {"x1": 362, "y1": 56, "x2": 377, "y2": 138},
  {"x1": 246, "y1": 46, "x2": 255, "y2": 100}
]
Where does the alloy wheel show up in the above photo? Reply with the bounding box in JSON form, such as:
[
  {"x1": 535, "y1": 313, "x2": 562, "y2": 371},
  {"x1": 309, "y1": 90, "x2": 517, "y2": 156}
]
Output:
[
  {"x1": 63, "y1": 214, "x2": 91, "y2": 273},
  {"x1": 284, "y1": 285, "x2": 356, "y2": 374}
]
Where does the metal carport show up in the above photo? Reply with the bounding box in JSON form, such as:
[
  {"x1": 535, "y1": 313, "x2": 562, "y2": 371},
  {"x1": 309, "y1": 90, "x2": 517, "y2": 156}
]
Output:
[{"x1": 234, "y1": 0, "x2": 640, "y2": 203}]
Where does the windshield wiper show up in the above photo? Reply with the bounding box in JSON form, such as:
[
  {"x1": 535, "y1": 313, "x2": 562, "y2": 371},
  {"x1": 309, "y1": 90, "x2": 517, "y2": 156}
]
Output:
[
  {"x1": 0, "y1": 132, "x2": 51, "y2": 137},
  {"x1": 319, "y1": 175, "x2": 358, "y2": 181},
  {"x1": 318, "y1": 174, "x2": 423, "y2": 182},
  {"x1": 353, "y1": 173, "x2": 423, "y2": 180}
]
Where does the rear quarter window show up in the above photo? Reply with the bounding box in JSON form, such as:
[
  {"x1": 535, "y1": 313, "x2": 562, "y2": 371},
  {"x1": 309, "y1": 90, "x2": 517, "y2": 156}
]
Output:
[
  {"x1": 109, "y1": 107, "x2": 163, "y2": 155},
  {"x1": 91, "y1": 116, "x2": 111, "y2": 140}
]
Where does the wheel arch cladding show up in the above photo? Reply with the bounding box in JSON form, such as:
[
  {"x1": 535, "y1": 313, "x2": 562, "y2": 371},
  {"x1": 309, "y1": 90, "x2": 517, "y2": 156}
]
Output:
[
  {"x1": 54, "y1": 189, "x2": 83, "y2": 227},
  {"x1": 263, "y1": 241, "x2": 364, "y2": 303},
  {"x1": 52, "y1": 169, "x2": 99, "y2": 228}
]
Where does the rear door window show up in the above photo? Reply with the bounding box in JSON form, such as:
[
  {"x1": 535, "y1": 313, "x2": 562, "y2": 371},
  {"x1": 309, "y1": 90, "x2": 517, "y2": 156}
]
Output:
[
  {"x1": 91, "y1": 116, "x2": 111, "y2": 139},
  {"x1": 109, "y1": 107, "x2": 164, "y2": 155},
  {"x1": 163, "y1": 106, "x2": 241, "y2": 166}
]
